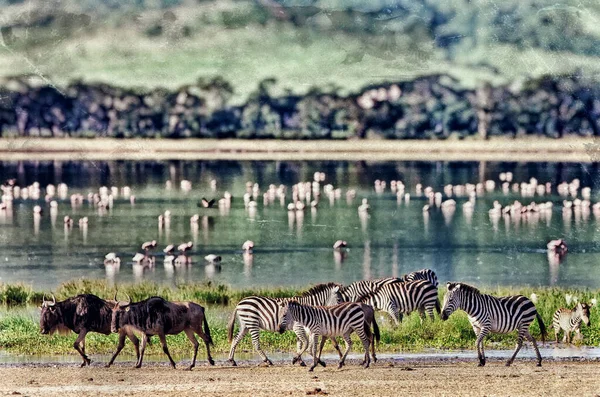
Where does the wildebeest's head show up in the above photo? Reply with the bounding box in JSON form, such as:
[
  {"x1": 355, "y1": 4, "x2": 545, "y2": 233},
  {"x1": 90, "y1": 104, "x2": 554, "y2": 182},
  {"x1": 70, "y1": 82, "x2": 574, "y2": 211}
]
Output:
[
  {"x1": 39, "y1": 294, "x2": 68, "y2": 335},
  {"x1": 111, "y1": 293, "x2": 132, "y2": 333}
]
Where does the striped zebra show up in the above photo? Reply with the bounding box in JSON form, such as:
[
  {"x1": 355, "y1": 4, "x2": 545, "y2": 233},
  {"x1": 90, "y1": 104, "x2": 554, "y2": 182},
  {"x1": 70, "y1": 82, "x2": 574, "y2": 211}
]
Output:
[
  {"x1": 339, "y1": 280, "x2": 380, "y2": 302},
  {"x1": 359, "y1": 279, "x2": 440, "y2": 325},
  {"x1": 227, "y1": 283, "x2": 341, "y2": 366},
  {"x1": 295, "y1": 302, "x2": 380, "y2": 365},
  {"x1": 441, "y1": 282, "x2": 547, "y2": 367},
  {"x1": 400, "y1": 268, "x2": 439, "y2": 288},
  {"x1": 552, "y1": 302, "x2": 591, "y2": 343},
  {"x1": 278, "y1": 301, "x2": 372, "y2": 371}
]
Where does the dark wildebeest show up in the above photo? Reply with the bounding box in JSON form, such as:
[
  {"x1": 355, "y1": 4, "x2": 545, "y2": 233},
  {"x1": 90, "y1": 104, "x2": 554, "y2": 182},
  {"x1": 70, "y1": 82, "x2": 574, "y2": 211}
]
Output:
[
  {"x1": 39, "y1": 293, "x2": 140, "y2": 367},
  {"x1": 110, "y1": 295, "x2": 214, "y2": 369}
]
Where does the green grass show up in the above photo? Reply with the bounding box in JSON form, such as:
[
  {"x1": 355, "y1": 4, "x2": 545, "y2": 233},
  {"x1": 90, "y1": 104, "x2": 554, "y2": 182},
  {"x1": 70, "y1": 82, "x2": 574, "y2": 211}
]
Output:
[{"x1": 2, "y1": 280, "x2": 600, "y2": 358}]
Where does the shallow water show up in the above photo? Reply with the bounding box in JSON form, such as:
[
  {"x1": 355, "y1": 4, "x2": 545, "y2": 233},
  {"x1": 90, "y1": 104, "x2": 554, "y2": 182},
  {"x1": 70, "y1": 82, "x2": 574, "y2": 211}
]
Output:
[
  {"x1": 1, "y1": 160, "x2": 600, "y2": 291},
  {"x1": 1, "y1": 346, "x2": 598, "y2": 366}
]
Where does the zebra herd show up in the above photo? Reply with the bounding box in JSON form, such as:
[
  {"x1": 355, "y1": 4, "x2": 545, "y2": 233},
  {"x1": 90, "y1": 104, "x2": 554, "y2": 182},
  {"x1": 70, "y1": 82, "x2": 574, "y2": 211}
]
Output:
[{"x1": 228, "y1": 268, "x2": 593, "y2": 371}]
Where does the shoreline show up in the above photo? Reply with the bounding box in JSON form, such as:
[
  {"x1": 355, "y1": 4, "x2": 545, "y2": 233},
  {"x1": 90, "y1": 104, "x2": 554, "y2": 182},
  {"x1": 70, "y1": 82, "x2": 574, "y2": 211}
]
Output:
[{"x1": 0, "y1": 137, "x2": 599, "y2": 162}]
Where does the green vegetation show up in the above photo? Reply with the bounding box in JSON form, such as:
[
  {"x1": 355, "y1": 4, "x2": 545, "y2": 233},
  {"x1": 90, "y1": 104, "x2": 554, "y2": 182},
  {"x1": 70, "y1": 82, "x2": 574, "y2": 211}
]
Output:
[{"x1": 1, "y1": 280, "x2": 600, "y2": 358}]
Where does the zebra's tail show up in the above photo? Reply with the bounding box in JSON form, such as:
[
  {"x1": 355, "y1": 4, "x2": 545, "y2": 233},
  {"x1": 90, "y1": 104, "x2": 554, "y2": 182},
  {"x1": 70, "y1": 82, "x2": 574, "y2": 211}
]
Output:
[
  {"x1": 536, "y1": 312, "x2": 547, "y2": 343},
  {"x1": 227, "y1": 307, "x2": 237, "y2": 343},
  {"x1": 371, "y1": 316, "x2": 380, "y2": 344}
]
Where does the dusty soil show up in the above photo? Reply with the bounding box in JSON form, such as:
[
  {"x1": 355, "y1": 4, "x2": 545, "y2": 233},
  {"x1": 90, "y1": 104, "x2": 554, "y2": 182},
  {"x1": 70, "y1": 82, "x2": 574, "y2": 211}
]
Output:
[{"x1": 1, "y1": 358, "x2": 599, "y2": 397}]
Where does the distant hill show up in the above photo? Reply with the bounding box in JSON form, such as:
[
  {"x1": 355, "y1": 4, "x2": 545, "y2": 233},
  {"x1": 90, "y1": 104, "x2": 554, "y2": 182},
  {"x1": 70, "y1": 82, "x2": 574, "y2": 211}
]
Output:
[{"x1": 1, "y1": 0, "x2": 599, "y2": 100}]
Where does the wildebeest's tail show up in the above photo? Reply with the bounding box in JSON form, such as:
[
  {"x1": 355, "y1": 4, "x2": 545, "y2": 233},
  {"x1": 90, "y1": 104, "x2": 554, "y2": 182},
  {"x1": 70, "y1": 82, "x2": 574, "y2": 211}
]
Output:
[
  {"x1": 227, "y1": 307, "x2": 237, "y2": 343},
  {"x1": 203, "y1": 313, "x2": 214, "y2": 346},
  {"x1": 536, "y1": 312, "x2": 547, "y2": 344},
  {"x1": 371, "y1": 317, "x2": 380, "y2": 344}
]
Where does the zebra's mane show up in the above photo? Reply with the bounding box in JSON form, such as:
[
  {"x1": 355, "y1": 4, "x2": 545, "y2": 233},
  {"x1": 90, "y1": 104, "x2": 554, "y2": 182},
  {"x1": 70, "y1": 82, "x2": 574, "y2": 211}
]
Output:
[
  {"x1": 450, "y1": 282, "x2": 481, "y2": 295},
  {"x1": 300, "y1": 282, "x2": 341, "y2": 297}
]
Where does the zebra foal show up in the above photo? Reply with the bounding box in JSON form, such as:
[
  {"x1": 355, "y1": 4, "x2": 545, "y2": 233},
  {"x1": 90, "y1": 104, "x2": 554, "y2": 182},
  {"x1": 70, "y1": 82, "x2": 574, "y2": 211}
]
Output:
[
  {"x1": 441, "y1": 282, "x2": 547, "y2": 367},
  {"x1": 227, "y1": 283, "x2": 341, "y2": 366},
  {"x1": 279, "y1": 301, "x2": 372, "y2": 372},
  {"x1": 552, "y1": 302, "x2": 592, "y2": 344}
]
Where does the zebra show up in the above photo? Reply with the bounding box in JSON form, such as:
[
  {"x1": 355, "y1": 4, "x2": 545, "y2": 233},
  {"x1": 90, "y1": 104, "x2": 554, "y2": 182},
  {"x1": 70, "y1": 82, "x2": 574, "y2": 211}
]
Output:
[
  {"x1": 359, "y1": 279, "x2": 440, "y2": 326},
  {"x1": 278, "y1": 301, "x2": 372, "y2": 371},
  {"x1": 294, "y1": 302, "x2": 380, "y2": 365},
  {"x1": 400, "y1": 268, "x2": 439, "y2": 288},
  {"x1": 552, "y1": 302, "x2": 592, "y2": 344},
  {"x1": 339, "y1": 280, "x2": 380, "y2": 302},
  {"x1": 227, "y1": 283, "x2": 341, "y2": 366},
  {"x1": 441, "y1": 282, "x2": 547, "y2": 367}
]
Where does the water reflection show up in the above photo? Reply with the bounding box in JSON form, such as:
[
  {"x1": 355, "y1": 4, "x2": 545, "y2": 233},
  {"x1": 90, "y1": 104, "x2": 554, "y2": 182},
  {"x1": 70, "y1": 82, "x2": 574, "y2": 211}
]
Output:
[{"x1": 1, "y1": 159, "x2": 600, "y2": 290}]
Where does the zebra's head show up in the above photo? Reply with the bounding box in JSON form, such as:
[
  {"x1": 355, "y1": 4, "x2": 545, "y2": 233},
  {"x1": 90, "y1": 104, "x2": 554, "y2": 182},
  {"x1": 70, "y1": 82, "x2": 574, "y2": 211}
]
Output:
[
  {"x1": 441, "y1": 282, "x2": 463, "y2": 321},
  {"x1": 277, "y1": 300, "x2": 294, "y2": 334},
  {"x1": 577, "y1": 302, "x2": 591, "y2": 327}
]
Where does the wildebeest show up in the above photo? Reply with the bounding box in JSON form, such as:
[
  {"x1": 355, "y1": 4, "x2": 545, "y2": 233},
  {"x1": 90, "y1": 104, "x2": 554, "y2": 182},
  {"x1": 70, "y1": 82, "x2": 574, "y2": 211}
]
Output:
[
  {"x1": 110, "y1": 295, "x2": 214, "y2": 369},
  {"x1": 40, "y1": 293, "x2": 140, "y2": 367}
]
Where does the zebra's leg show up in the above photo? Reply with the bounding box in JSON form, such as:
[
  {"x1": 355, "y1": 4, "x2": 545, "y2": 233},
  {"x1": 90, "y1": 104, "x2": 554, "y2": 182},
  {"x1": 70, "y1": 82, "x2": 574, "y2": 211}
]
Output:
[
  {"x1": 553, "y1": 323, "x2": 559, "y2": 343},
  {"x1": 316, "y1": 336, "x2": 327, "y2": 368},
  {"x1": 309, "y1": 333, "x2": 319, "y2": 372},
  {"x1": 338, "y1": 332, "x2": 352, "y2": 369},
  {"x1": 525, "y1": 330, "x2": 543, "y2": 367},
  {"x1": 426, "y1": 303, "x2": 435, "y2": 321},
  {"x1": 249, "y1": 327, "x2": 273, "y2": 366},
  {"x1": 358, "y1": 326, "x2": 371, "y2": 368},
  {"x1": 228, "y1": 325, "x2": 248, "y2": 366},
  {"x1": 292, "y1": 325, "x2": 308, "y2": 366},
  {"x1": 474, "y1": 328, "x2": 489, "y2": 367},
  {"x1": 329, "y1": 337, "x2": 343, "y2": 359},
  {"x1": 506, "y1": 327, "x2": 526, "y2": 367}
]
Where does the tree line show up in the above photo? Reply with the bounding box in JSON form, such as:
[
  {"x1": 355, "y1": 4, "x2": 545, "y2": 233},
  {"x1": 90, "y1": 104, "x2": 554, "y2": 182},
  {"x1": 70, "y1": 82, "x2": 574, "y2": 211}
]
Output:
[{"x1": 0, "y1": 73, "x2": 598, "y2": 139}]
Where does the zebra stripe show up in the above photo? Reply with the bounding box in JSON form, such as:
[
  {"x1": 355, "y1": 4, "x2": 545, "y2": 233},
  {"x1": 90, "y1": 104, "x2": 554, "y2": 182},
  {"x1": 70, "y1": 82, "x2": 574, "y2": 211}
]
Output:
[
  {"x1": 401, "y1": 268, "x2": 439, "y2": 288},
  {"x1": 280, "y1": 301, "x2": 372, "y2": 371},
  {"x1": 226, "y1": 283, "x2": 341, "y2": 366},
  {"x1": 359, "y1": 279, "x2": 440, "y2": 325},
  {"x1": 441, "y1": 282, "x2": 547, "y2": 367},
  {"x1": 552, "y1": 302, "x2": 591, "y2": 343}
]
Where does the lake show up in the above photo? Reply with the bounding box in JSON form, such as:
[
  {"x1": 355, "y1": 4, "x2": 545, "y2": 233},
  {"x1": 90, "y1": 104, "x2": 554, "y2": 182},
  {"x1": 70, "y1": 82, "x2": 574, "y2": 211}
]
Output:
[{"x1": 1, "y1": 159, "x2": 599, "y2": 291}]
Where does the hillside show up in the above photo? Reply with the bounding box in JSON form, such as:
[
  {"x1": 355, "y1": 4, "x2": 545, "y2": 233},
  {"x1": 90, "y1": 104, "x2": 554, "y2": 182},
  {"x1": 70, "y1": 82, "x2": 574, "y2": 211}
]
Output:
[{"x1": 1, "y1": 0, "x2": 600, "y2": 101}]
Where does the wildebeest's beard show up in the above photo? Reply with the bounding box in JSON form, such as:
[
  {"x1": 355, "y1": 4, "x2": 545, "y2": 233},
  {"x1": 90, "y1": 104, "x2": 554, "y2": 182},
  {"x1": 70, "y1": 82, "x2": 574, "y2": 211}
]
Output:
[{"x1": 40, "y1": 307, "x2": 71, "y2": 336}]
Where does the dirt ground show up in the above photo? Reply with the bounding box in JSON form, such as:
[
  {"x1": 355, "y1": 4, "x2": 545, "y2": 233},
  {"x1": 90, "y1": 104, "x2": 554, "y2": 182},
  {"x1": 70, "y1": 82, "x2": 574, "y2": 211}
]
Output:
[{"x1": 1, "y1": 358, "x2": 599, "y2": 397}]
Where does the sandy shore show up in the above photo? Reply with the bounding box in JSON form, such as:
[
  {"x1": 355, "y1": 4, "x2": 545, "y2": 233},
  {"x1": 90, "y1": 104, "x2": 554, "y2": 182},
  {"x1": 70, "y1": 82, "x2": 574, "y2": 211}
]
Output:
[
  {"x1": 0, "y1": 358, "x2": 597, "y2": 397},
  {"x1": 1, "y1": 137, "x2": 599, "y2": 162}
]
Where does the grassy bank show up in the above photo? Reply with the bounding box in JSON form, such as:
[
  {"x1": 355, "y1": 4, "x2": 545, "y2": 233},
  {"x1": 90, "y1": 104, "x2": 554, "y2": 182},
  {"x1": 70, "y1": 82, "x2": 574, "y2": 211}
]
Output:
[
  {"x1": 1, "y1": 280, "x2": 600, "y2": 357},
  {"x1": 1, "y1": 137, "x2": 598, "y2": 162}
]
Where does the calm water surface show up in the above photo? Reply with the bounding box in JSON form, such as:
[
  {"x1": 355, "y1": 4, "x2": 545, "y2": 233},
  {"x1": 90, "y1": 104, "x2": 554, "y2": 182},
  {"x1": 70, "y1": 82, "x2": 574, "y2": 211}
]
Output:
[{"x1": 1, "y1": 160, "x2": 599, "y2": 291}]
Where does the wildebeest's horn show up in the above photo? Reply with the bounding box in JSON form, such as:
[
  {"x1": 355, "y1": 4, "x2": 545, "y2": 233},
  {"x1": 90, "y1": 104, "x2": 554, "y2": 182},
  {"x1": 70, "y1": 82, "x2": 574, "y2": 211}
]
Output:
[
  {"x1": 125, "y1": 293, "x2": 131, "y2": 305},
  {"x1": 114, "y1": 291, "x2": 118, "y2": 302},
  {"x1": 49, "y1": 293, "x2": 56, "y2": 306}
]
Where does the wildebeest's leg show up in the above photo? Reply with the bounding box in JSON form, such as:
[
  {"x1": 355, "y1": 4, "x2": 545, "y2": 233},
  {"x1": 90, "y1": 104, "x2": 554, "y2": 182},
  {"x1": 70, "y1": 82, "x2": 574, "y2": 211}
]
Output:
[
  {"x1": 127, "y1": 332, "x2": 141, "y2": 363},
  {"x1": 228, "y1": 325, "x2": 248, "y2": 366},
  {"x1": 338, "y1": 332, "x2": 352, "y2": 369},
  {"x1": 158, "y1": 333, "x2": 177, "y2": 369},
  {"x1": 73, "y1": 330, "x2": 90, "y2": 367},
  {"x1": 136, "y1": 334, "x2": 149, "y2": 368},
  {"x1": 184, "y1": 329, "x2": 199, "y2": 370},
  {"x1": 106, "y1": 332, "x2": 128, "y2": 368},
  {"x1": 249, "y1": 327, "x2": 273, "y2": 366},
  {"x1": 193, "y1": 322, "x2": 215, "y2": 366}
]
